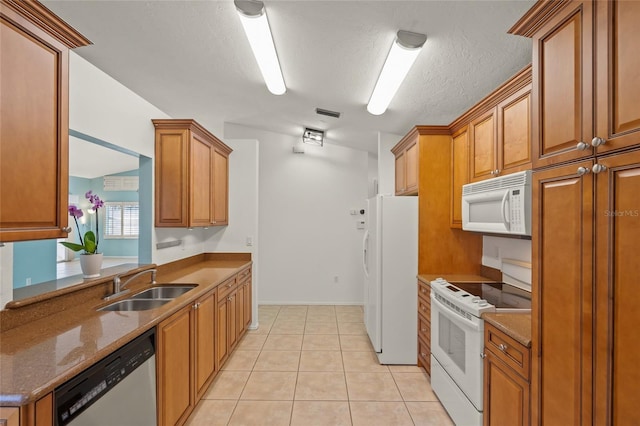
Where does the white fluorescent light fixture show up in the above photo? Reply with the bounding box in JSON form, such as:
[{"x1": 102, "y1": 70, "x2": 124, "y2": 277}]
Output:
[
  {"x1": 235, "y1": 0, "x2": 286, "y2": 95},
  {"x1": 367, "y1": 30, "x2": 427, "y2": 115},
  {"x1": 303, "y1": 128, "x2": 324, "y2": 146}
]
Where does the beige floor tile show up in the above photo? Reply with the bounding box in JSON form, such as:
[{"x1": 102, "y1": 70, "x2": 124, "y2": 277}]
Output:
[
  {"x1": 335, "y1": 305, "x2": 363, "y2": 313},
  {"x1": 222, "y1": 350, "x2": 260, "y2": 371},
  {"x1": 304, "y1": 321, "x2": 338, "y2": 334},
  {"x1": 253, "y1": 350, "x2": 300, "y2": 372},
  {"x1": 276, "y1": 312, "x2": 308, "y2": 321},
  {"x1": 350, "y1": 401, "x2": 414, "y2": 426},
  {"x1": 241, "y1": 371, "x2": 297, "y2": 400},
  {"x1": 203, "y1": 371, "x2": 250, "y2": 399},
  {"x1": 236, "y1": 333, "x2": 267, "y2": 351},
  {"x1": 305, "y1": 313, "x2": 337, "y2": 323},
  {"x1": 392, "y1": 372, "x2": 438, "y2": 401},
  {"x1": 262, "y1": 334, "x2": 304, "y2": 351},
  {"x1": 337, "y1": 312, "x2": 365, "y2": 323},
  {"x1": 302, "y1": 334, "x2": 341, "y2": 351},
  {"x1": 259, "y1": 314, "x2": 278, "y2": 323},
  {"x1": 295, "y1": 372, "x2": 348, "y2": 400},
  {"x1": 388, "y1": 365, "x2": 424, "y2": 373},
  {"x1": 342, "y1": 351, "x2": 389, "y2": 372},
  {"x1": 345, "y1": 372, "x2": 402, "y2": 401},
  {"x1": 406, "y1": 401, "x2": 455, "y2": 426},
  {"x1": 307, "y1": 305, "x2": 336, "y2": 313},
  {"x1": 338, "y1": 321, "x2": 367, "y2": 335},
  {"x1": 299, "y1": 350, "x2": 343, "y2": 372},
  {"x1": 271, "y1": 320, "x2": 306, "y2": 334},
  {"x1": 339, "y1": 335, "x2": 373, "y2": 351},
  {"x1": 259, "y1": 305, "x2": 282, "y2": 311},
  {"x1": 280, "y1": 305, "x2": 309, "y2": 311},
  {"x1": 248, "y1": 321, "x2": 273, "y2": 335},
  {"x1": 186, "y1": 399, "x2": 237, "y2": 426},
  {"x1": 228, "y1": 401, "x2": 293, "y2": 426},
  {"x1": 290, "y1": 401, "x2": 351, "y2": 426}
]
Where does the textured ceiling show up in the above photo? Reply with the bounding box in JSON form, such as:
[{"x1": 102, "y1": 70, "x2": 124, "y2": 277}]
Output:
[{"x1": 44, "y1": 0, "x2": 534, "y2": 154}]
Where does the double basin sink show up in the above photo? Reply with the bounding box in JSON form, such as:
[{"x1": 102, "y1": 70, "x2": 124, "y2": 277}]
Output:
[{"x1": 99, "y1": 284, "x2": 198, "y2": 312}]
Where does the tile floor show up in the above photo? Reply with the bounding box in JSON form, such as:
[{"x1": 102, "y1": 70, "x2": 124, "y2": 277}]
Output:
[{"x1": 186, "y1": 305, "x2": 453, "y2": 426}]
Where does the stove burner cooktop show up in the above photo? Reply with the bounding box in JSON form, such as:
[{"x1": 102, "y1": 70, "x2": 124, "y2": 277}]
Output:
[{"x1": 450, "y1": 282, "x2": 531, "y2": 310}]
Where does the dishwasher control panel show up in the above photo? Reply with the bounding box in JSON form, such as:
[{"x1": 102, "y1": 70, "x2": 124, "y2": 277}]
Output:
[{"x1": 54, "y1": 328, "x2": 155, "y2": 426}]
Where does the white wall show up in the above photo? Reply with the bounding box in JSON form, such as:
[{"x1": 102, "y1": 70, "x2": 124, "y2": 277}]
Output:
[
  {"x1": 377, "y1": 132, "x2": 403, "y2": 195},
  {"x1": 70, "y1": 53, "x2": 208, "y2": 265},
  {"x1": 367, "y1": 152, "x2": 378, "y2": 198},
  {"x1": 224, "y1": 123, "x2": 368, "y2": 305},
  {"x1": 205, "y1": 139, "x2": 259, "y2": 327}
]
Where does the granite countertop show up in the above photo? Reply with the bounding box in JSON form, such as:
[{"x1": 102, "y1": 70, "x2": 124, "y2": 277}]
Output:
[
  {"x1": 0, "y1": 258, "x2": 251, "y2": 406},
  {"x1": 482, "y1": 312, "x2": 532, "y2": 347}
]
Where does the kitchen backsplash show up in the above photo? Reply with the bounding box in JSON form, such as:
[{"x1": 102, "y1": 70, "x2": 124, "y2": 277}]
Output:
[{"x1": 482, "y1": 235, "x2": 531, "y2": 271}]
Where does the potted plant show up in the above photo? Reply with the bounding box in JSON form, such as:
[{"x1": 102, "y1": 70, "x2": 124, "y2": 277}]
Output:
[{"x1": 60, "y1": 190, "x2": 104, "y2": 278}]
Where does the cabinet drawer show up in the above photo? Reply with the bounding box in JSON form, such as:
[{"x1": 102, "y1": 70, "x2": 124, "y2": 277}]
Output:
[
  {"x1": 418, "y1": 336, "x2": 431, "y2": 374},
  {"x1": 418, "y1": 312, "x2": 430, "y2": 343},
  {"x1": 418, "y1": 280, "x2": 430, "y2": 299},
  {"x1": 418, "y1": 294, "x2": 431, "y2": 320},
  {"x1": 237, "y1": 267, "x2": 251, "y2": 282},
  {"x1": 485, "y1": 324, "x2": 530, "y2": 380},
  {"x1": 217, "y1": 276, "x2": 237, "y2": 300}
]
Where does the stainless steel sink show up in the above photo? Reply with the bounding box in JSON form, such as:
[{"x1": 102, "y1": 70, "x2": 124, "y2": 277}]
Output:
[
  {"x1": 99, "y1": 299, "x2": 171, "y2": 311},
  {"x1": 129, "y1": 284, "x2": 197, "y2": 300}
]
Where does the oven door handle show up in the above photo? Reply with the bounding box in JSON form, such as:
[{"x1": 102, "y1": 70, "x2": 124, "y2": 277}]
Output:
[{"x1": 431, "y1": 294, "x2": 482, "y2": 333}]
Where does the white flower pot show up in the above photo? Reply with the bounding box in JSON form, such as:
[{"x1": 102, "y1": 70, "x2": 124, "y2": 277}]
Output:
[{"x1": 79, "y1": 253, "x2": 103, "y2": 278}]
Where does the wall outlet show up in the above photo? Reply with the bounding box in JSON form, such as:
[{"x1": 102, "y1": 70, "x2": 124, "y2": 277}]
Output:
[
  {"x1": 25, "y1": 277, "x2": 31, "y2": 286},
  {"x1": 246, "y1": 236, "x2": 253, "y2": 247}
]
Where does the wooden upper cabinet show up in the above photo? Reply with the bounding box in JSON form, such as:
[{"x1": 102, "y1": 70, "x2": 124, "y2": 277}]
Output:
[
  {"x1": 450, "y1": 127, "x2": 469, "y2": 228},
  {"x1": 594, "y1": 0, "x2": 640, "y2": 154},
  {"x1": 512, "y1": 1, "x2": 594, "y2": 168},
  {"x1": 392, "y1": 132, "x2": 419, "y2": 196},
  {"x1": 497, "y1": 84, "x2": 532, "y2": 174},
  {"x1": 0, "y1": 0, "x2": 90, "y2": 242},
  {"x1": 470, "y1": 109, "x2": 497, "y2": 182},
  {"x1": 153, "y1": 119, "x2": 232, "y2": 228}
]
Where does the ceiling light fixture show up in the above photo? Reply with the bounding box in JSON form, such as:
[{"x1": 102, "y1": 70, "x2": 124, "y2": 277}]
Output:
[
  {"x1": 367, "y1": 30, "x2": 427, "y2": 116},
  {"x1": 234, "y1": 0, "x2": 286, "y2": 95},
  {"x1": 303, "y1": 128, "x2": 324, "y2": 146}
]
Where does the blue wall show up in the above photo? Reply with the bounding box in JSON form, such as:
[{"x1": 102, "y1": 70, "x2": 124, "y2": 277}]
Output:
[{"x1": 12, "y1": 240, "x2": 57, "y2": 288}]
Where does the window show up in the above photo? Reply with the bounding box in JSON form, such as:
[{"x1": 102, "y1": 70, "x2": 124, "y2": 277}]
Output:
[{"x1": 104, "y1": 202, "x2": 139, "y2": 238}]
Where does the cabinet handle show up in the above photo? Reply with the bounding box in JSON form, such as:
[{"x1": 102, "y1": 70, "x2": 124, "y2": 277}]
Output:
[
  {"x1": 421, "y1": 327, "x2": 427, "y2": 332},
  {"x1": 421, "y1": 352, "x2": 427, "y2": 358},
  {"x1": 480, "y1": 353, "x2": 486, "y2": 359},
  {"x1": 494, "y1": 169, "x2": 500, "y2": 176},
  {"x1": 576, "y1": 141, "x2": 589, "y2": 151},
  {"x1": 592, "y1": 164, "x2": 607, "y2": 174},
  {"x1": 228, "y1": 296, "x2": 233, "y2": 301},
  {"x1": 577, "y1": 166, "x2": 590, "y2": 176},
  {"x1": 591, "y1": 136, "x2": 606, "y2": 147},
  {"x1": 193, "y1": 302, "x2": 200, "y2": 309},
  {"x1": 490, "y1": 170, "x2": 495, "y2": 176},
  {"x1": 498, "y1": 343, "x2": 508, "y2": 352},
  {"x1": 61, "y1": 227, "x2": 72, "y2": 233}
]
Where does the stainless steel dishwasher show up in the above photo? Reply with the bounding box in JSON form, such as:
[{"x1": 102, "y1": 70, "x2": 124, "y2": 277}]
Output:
[{"x1": 54, "y1": 328, "x2": 157, "y2": 426}]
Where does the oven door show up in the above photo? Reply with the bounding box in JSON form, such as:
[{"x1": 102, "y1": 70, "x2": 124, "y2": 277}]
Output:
[{"x1": 430, "y1": 293, "x2": 484, "y2": 410}]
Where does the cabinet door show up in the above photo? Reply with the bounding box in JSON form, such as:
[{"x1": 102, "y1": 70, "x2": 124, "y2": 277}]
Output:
[
  {"x1": 405, "y1": 141, "x2": 419, "y2": 194},
  {"x1": 395, "y1": 151, "x2": 406, "y2": 194},
  {"x1": 155, "y1": 129, "x2": 189, "y2": 227},
  {"x1": 190, "y1": 133, "x2": 214, "y2": 227},
  {"x1": 236, "y1": 283, "x2": 245, "y2": 336},
  {"x1": 484, "y1": 349, "x2": 530, "y2": 426},
  {"x1": 213, "y1": 149, "x2": 229, "y2": 225},
  {"x1": 498, "y1": 85, "x2": 532, "y2": 174},
  {"x1": 450, "y1": 127, "x2": 468, "y2": 227},
  {"x1": 0, "y1": 407, "x2": 19, "y2": 426},
  {"x1": 594, "y1": 149, "x2": 640, "y2": 425},
  {"x1": 194, "y1": 292, "x2": 216, "y2": 400},
  {"x1": 228, "y1": 290, "x2": 238, "y2": 349},
  {"x1": 531, "y1": 0, "x2": 594, "y2": 168},
  {"x1": 594, "y1": 0, "x2": 640, "y2": 154},
  {"x1": 532, "y1": 160, "x2": 593, "y2": 426},
  {"x1": 0, "y1": 9, "x2": 70, "y2": 242},
  {"x1": 243, "y1": 279, "x2": 252, "y2": 329},
  {"x1": 470, "y1": 108, "x2": 497, "y2": 181},
  {"x1": 216, "y1": 297, "x2": 229, "y2": 368},
  {"x1": 157, "y1": 306, "x2": 193, "y2": 426}
]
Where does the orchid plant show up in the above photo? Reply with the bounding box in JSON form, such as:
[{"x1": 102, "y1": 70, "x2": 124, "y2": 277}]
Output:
[{"x1": 60, "y1": 191, "x2": 104, "y2": 254}]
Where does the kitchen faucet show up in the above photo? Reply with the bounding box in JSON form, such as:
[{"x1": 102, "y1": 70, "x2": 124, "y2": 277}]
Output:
[{"x1": 104, "y1": 268, "x2": 157, "y2": 301}]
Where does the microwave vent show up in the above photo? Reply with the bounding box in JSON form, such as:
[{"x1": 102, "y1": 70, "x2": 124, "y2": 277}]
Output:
[{"x1": 462, "y1": 170, "x2": 531, "y2": 195}]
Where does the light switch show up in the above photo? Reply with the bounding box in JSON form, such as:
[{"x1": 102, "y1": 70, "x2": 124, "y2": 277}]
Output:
[{"x1": 246, "y1": 236, "x2": 253, "y2": 246}]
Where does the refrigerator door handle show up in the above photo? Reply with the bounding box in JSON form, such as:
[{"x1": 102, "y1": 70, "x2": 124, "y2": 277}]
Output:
[{"x1": 362, "y1": 230, "x2": 369, "y2": 277}]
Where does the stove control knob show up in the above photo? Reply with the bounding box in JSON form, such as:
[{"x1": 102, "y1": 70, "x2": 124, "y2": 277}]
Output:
[
  {"x1": 478, "y1": 299, "x2": 488, "y2": 307},
  {"x1": 471, "y1": 296, "x2": 480, "y2": 303}
]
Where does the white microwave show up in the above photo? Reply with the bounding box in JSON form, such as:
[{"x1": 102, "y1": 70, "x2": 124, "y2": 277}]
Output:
[{"x1": 461, "y1": 170, "x2": 532, "y2": 236}]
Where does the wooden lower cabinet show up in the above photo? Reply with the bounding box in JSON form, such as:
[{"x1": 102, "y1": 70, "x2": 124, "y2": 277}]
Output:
[
  {"x1": 417, "y1": 279, "x2": 431, "y2": 374},
  {"x1": 157, "y1": 290, "x2": 217, "y2": 426},
  {"x1": 216, "y1": 295, "x2": 229, "y2": 368},
  {"x1": 483, "y1": 323, "x2": 530, "y2": 426},
  {"x1": 0, "y1": 407, "x2": 19, "y2": 426}
]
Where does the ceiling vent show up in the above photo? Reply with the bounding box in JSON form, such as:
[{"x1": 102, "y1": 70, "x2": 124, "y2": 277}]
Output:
[{"x1": 315, "y1": 108, "x2": 341, "y2": 119}]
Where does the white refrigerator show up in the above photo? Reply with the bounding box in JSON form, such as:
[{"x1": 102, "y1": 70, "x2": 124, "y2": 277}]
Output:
[{"x1": 362, "y1": 194, "x2": 418, "y2": 364}]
